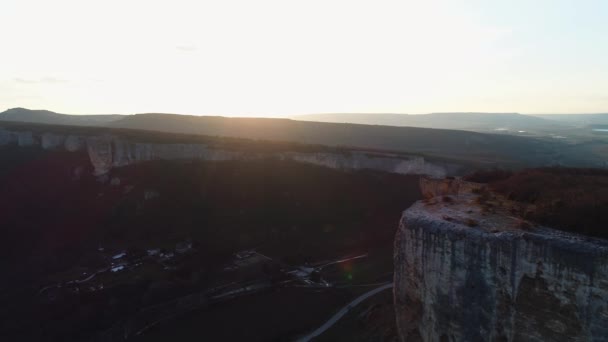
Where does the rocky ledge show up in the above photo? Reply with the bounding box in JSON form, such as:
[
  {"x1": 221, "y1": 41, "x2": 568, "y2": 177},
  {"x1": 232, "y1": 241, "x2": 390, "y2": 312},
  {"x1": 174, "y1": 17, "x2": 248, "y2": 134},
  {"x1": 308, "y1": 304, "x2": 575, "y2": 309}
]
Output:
[{"x1": 394, "y1": 179, "x2": 608, "y2": 341}]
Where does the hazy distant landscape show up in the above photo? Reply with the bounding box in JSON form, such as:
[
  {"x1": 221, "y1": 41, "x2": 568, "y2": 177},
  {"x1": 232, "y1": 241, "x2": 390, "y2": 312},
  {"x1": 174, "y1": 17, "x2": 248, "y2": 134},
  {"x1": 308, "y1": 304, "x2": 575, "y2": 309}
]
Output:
[
  {"x1": 293, "y1": 112, "x2": 608, "y2": 140},
  {"x1": 0, "y1": 119, "x2": 420, "y2": 341},
  {"x1": 3, "y1": 1, "x2": 608, "y2": 341},
  {"x1": 2, "y1": 106, "x2": 608, "y2": 340},
  {"x1": 3, "y1": 108, "x2": 608, "y2": 170},
  {"x1": 7, "y1": 108, "x2": 608, "y2": 139}
]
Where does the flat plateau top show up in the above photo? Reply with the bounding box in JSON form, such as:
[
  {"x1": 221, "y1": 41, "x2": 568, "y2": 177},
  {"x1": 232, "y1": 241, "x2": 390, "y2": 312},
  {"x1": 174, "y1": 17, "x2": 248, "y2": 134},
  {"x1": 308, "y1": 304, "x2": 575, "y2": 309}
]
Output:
[{"x1": 405, "y1": 191, "x2": 608, "y2": 253}]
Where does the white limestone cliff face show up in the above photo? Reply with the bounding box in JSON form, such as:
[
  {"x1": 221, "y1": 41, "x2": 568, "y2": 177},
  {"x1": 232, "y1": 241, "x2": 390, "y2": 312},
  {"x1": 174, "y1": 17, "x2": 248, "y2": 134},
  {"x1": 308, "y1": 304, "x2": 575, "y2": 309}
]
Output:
[
  {"x1": 41, "y1": 133, "x2": 65, "y2": 150},
  {"x1": 85, "y1": 136, "x2": 250, "y2": 175},
  {"x1": 0, "y1": 128, "x2": 16, "y2": 145},
  {"x1": 283, "y1": 152, "x2": 448, "y2": 178},
  {"x1": 86, "y1": 137, "x2": 114, "y2": 176},
  {"x1": 17, "y1": 131, "x2": 35, "y2": 146},
  {"x1": 394, "y1": 193, "x2": 608, "y2": 342},
  {"x1": 86, "y1": 137, "x2": 450, "y2": 177},
  {"x1": 0, "y1": 128, "x2": 452, "y2": 177},
  {"x1": 0, "y1": 129, "x2": 34, "y2": 146},
  {"x1": 64, "y1": 135, "x2": 86, "y2": 152}
]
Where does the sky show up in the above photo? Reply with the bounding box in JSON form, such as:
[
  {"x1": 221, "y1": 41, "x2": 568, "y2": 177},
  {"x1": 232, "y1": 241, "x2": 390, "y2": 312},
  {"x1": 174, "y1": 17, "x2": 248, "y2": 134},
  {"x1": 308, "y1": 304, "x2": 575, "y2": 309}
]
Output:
[{"x1": 1, "y1": 0, "x2": 607, "y2": 116}]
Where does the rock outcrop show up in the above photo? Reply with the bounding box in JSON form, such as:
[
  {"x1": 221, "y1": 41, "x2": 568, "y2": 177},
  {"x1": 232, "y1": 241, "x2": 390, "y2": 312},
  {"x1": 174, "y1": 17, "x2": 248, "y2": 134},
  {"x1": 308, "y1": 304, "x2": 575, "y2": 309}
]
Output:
[
  {"x1": 0, "y1": 127, "x2": 455, "y2": 177},
  {"x1": 41, "y1": 133, "x2": 65, "y2": 150},
  {"x1": 394, "y1": 186, "x2": 608, "y2": 341},
  {"x1": 419, "y1": 177, "x2": 486, "y2": 199}
]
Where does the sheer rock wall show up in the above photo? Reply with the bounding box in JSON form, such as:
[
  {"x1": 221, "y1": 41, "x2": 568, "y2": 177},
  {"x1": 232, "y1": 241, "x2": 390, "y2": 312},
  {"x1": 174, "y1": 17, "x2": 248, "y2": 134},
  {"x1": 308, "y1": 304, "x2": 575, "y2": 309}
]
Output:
[
  {"x1": 394, "y1": 191, "x2": 608, "y2": 342},
  {"x1": 0, "y1": 128, "x2": 452, "y2": 177}
]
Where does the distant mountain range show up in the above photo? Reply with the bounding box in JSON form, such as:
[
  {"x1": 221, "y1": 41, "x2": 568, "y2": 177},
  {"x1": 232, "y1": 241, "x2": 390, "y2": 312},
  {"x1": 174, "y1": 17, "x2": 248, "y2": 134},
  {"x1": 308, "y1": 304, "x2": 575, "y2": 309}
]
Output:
[
  {"x1": 2, "y1": 108, "x2": 608, "y2": 168},
  {"x1": 0, "y1": 108, "x2": 122, "y2": 126},
  {"x1": 291, "y1": 112, "x2": 608, "y2": 131},
  {"x1": 534, "y1": 113, "x2": 608, "y2": 126},
  {"x1": 3, "y1": 107, "x2": 608, "y2": 132}
]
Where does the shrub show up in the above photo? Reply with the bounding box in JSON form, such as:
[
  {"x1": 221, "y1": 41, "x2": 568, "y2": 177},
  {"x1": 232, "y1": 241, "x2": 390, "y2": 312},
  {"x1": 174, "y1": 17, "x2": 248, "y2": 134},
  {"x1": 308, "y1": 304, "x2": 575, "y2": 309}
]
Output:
[
  {"x1": 487, "y1": 167, "x2": 608, "y2": 239},
  {"x1": 465, "y1": 218, "x2": 478, "y2": 227}
]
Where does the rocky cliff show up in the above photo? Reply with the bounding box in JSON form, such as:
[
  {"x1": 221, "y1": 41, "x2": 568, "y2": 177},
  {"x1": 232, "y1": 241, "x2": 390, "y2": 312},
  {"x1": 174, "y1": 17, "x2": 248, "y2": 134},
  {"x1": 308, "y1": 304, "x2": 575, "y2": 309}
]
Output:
[
  {"x1": 394, "y1": 184, "x2": 608, "y2": 341},
  {"x1": 0, "y1": 127, "x2": 454, "y2": 177}
]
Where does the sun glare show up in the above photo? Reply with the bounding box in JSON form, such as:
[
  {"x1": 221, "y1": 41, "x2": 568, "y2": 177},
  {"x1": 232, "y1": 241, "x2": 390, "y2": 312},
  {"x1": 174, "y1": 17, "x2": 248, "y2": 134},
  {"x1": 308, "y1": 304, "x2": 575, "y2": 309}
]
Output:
[{"x1": 2, "y1": 0, "x2": 608, "y2": 115}]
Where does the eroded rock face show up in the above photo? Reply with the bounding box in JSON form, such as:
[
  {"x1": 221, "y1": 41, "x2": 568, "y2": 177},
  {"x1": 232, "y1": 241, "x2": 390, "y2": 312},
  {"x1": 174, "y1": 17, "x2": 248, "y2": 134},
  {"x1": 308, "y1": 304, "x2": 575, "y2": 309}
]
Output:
[
  {"x1": 0, "y1": 128, "x2": 17, "y2": 145},
  {"x1": 419, "y1": 177, "x2": 486, "y2": 199},
  {"x1": 86, "y1": 136, "x2": 113, "y2": 176},
  {"x1": 0, "y1": 128, "x2": 453, "y2": 177},
  {"x1": 41, "y1": 133, "x2": 65, "y2": 150},
  {"x1": 394, "y1": 194, "x2": 608, "y2": 342},
  {"x1": 64, "y1": 135, "x2": 86, "y2": 152},
  {"x1": 17, "y1": 131, "x2": 35, "y2": 146},
  {"x1": 283, "y1": 152, "x2": 449, "y2": 178}
]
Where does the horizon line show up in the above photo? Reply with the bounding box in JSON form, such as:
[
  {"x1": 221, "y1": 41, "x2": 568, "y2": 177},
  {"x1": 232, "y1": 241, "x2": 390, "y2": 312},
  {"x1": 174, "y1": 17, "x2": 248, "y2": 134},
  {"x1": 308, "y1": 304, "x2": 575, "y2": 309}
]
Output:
[{"x1": 3, "y1": 107, "x2": 608, "y2": 117}]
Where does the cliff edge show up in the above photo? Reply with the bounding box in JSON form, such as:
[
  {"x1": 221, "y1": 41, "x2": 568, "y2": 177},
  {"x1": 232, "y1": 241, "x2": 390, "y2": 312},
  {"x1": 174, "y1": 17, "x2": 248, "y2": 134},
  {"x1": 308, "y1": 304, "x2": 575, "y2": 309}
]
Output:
[
  {"x1": 0, "y1": 126, "x2": 454, "y2": 177},
  {"x1": 394, "y1": 179, "x2": 608, "y2": 341}
]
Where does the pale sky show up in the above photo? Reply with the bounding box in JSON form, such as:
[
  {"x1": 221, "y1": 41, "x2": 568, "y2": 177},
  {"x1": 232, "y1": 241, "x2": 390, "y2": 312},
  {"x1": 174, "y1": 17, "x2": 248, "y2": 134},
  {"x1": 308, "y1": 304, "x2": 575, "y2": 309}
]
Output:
[{"x1": 1, "y1": 0, "x2": 607, "y2": 116}]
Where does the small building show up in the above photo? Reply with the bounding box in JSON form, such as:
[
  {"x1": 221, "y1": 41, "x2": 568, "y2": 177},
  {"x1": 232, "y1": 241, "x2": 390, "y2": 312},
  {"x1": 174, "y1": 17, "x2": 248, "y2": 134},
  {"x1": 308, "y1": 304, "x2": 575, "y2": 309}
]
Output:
[
  {"x1": 147, "y1": 248, "x2": 161, "y2": 256},
  {"x1": 111, "y1": 265, "x2": 125, "y2": 272},
  {"x1": 112, "y1": 252, "x2": 126, "y2": 260},
  {"x1": 176, "y1": 241, "x2": 193, "y2": 254}
]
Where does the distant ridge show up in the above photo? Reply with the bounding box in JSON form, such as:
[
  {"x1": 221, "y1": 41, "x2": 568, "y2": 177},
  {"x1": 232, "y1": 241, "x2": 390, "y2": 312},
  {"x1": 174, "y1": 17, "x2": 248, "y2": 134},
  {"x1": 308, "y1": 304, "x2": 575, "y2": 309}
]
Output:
[
  {"x1": 4, "y1": 108, "x2": 607, "y2": 132},
  {"x1": 534, "y1": 113, "x2": 608, "y2": 126},
  {"x1": 0, "y1": 108, "x2": 123, "y2": 126},
  {"x1": 290, "y1": 112, "x2": 563, "y2": 131},
  {"x1": 0, "y1": 108, "x2": 562, "y2": 167},
  {"x1": 2, "y1": 108, "x2": 607, "y2": 169}
]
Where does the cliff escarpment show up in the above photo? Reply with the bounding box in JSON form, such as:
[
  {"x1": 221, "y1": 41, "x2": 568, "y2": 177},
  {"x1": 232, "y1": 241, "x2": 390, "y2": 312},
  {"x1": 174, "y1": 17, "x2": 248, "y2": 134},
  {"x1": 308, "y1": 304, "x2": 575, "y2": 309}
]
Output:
[
  {"x1": 394, "y1": 180, "x2": 608, "y2": 341},
  {"x1": 0, "y1": 127, "x2": 455, "y2": 177},
  {"x1": 0, "y1": 135, "x2": 425, "y2": 342}
]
